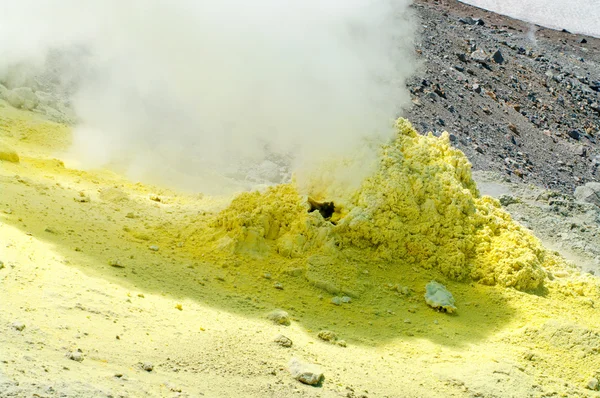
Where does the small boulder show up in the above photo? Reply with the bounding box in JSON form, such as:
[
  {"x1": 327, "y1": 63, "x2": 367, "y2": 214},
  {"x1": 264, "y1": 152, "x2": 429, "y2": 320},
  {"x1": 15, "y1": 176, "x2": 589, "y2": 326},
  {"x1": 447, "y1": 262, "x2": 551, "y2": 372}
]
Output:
[
  {"x1": 142, "y1": 362, "x2": 154, "y2": 372},
  {"x1": 567, "y1": 130, "x2": 581, "y2": 140},
  {"x1": 267, "y1": 309, "x2": 291, "y2": 326},
  {"x1": 288, "y1": 358, "x2": 324, "y2": 386},
  {"x1": 492, "y1": 49, "x2": 505, "y2": 64},
  {"x1": 68, "y1": 351, "x2": 84, "y2": 362},
  {"x1": 317, "y1": 330, "x2": 338, "y2": 343},
  {"x1": 424, "y1": 281, "x2": 457, "y2": 313},
  {"x1": 574, "y1": 182, "x2": 600, "y2": 207},
  {"x1": 471, "y1": 49, "x2": 489, "y2": 63},
  {"x1": 11, "y1": 321, "x2": 25, "y2": 331},
  {"x1": 274, "y1": 334, "x2": 293, "y2": 347}
]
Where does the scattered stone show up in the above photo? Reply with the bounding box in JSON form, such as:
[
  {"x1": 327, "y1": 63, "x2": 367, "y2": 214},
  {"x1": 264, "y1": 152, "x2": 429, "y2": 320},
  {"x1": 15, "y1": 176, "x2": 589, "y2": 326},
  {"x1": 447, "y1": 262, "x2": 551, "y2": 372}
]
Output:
[
  {"x1": 341, "y1": 296, "x2": 352, "y2": 303},
  {"x1": 11, "y1": 321, "x2": 25, "y2": 331},
  {"x1": 148, "y1": 245, "x2": 159, "y2": 251},
  {"x1": 125, "y1": 212, "x2": 135, "y2": 219},
  {"x1": 456, "y1": 53, "x2": 469, "y2": 63},
  {"x1": 574, "y1": 182, "x2": 600, "y2": 207},
  {"x1": 331, "y1": 296, "x2": 342, "y2": 306},
  {"x1": 492, "y1": 49, "x2": 505, "y2": 64},
  {"x1": 288, "y1": 358, "x2": 324, "y2": 386},
  {"x1": 273, "y1": 282, "x2": 284, "y2": 290},
  {"x1": 317, "y1": 330, "x2": 338, "y2": 343},
  {"x1": 567, "y1": 130, "x2": 581, "y2": 140},
  {"x1": 142, "y1": 362, "x2": 154, "y2": 372},
  {"x1": 587, "y1": 377, "x2": 599, "y2": 390},
  {"x1": 274, "y1": 334, "x2": 293, "y2": 348},
  {"x1": 75, "y1": 192, "x2": 90, "y2": 203},
  {"x1": 337, "y1": 340, "x2": 347, "y2": 348},
  {"x1": 68, "y1": 351, "x2": 84, "y2": 362},
  {"x1": 44, "y1": 227, "x2": 58, "y2": 234},
  {"x1": 149, "y1": 194, "x2": 161, "y2": 202},
  {"x1": 108, "y1": 259, "x2": 125, "y2": 268},
  {"x1": 499, "y1": 195, "x2": 520, "y2": 206},
  {"x1": 175, "y1": 303, "x2": 183, "y2": 311},
  {"x1": 459, "y1": 17, "x2": 484, "y2": 26},
  {"x1": 580, "y1": 38, "x2": 588, "y2": 44},
  {"x1": 267, "y1": 309, "x2": 290, "y2": 326},
  {"x1": 0, "y1": 260, "x2": 4, "y2": 270},
  {"x1": 470, "y1": 49, "x2": 489, "y2": 63},
  {"x1": 263, "y1": 272, "x2": 272, "y2": 279},
  {"x1": 424, "y1": 281, "x2": 457, "y2": 313},
  {"x1": 472, "y1": 84, "x2": 482, "y2": 93},
  {"x1": 0, "y1": 142, "x2": 20, "y2": 163}
]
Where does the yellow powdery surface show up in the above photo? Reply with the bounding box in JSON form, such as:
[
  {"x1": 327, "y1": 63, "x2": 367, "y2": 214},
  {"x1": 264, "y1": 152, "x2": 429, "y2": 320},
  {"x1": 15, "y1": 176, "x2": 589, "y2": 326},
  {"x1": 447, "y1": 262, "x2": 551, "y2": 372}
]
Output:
[
  {"x1": 2, "y1": 103, "x2": 600, "y2": 397},
  {"x1": 215, "y1": 119, "x2": 550, "y2": 291}
]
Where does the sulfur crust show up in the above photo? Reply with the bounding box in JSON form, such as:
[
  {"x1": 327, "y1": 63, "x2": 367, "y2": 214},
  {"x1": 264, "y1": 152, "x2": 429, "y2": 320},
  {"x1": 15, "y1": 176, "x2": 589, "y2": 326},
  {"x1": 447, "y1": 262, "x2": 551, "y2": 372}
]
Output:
[{"x1": 213, "y1": 118, "x2": 550, "y2": 291}]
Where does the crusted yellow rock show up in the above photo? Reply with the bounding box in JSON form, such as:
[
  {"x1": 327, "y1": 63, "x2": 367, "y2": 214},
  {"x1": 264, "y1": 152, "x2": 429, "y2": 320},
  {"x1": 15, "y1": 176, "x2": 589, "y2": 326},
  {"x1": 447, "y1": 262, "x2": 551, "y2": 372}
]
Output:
[{"x1": 213, "y1": 118, "x2": 550, "y2": 291}]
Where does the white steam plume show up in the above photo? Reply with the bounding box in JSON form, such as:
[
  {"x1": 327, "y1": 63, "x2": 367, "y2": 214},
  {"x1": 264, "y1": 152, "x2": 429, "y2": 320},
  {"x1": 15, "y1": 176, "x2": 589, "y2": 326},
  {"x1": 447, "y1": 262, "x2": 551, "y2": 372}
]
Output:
[{"x1": 0, "y1": 0, "x2": 417, "y2": 195}]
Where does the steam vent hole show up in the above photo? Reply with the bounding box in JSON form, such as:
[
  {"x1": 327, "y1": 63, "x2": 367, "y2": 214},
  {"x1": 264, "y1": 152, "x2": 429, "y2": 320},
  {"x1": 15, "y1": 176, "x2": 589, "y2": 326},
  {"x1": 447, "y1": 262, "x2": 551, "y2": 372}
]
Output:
[{"x1": 308, "y1": 197, "x2": 335, "y2": 220}]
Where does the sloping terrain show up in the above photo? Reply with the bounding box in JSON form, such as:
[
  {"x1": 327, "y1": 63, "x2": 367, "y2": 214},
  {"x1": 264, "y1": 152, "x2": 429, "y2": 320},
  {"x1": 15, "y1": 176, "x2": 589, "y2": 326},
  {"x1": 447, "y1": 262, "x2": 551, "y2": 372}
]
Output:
[
  {"x1": 408, "y1": 0, "x2": 600, "y2": 194},
  {"x1": 1, "y1": 101, "x2": 600, "y2": 397},
  {"x1": 2, "y1": 1, "x2": 600, "y2": 397}
]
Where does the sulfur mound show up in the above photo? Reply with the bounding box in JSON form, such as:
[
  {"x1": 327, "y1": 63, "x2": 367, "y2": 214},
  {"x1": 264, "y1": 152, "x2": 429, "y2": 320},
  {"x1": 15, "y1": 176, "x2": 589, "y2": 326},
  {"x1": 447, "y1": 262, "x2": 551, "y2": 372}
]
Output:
[{"x1": 210, "y1": 119, "x2": 552, "y2": 291}]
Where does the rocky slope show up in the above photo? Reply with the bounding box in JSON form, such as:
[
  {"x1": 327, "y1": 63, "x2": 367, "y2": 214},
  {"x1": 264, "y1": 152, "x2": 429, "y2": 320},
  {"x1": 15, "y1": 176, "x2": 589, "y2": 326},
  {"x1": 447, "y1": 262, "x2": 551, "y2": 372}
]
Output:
[{"x1": 406, "y1": 0, "x2": 600, "y2": 194}]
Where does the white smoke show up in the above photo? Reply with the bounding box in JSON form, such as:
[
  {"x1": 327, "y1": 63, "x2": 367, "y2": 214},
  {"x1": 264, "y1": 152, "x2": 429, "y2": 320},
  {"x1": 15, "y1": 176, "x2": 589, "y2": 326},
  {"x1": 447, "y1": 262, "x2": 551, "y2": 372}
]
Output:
[{"x1": 0, "y1": 0, "x2": 417, "y2": 194}]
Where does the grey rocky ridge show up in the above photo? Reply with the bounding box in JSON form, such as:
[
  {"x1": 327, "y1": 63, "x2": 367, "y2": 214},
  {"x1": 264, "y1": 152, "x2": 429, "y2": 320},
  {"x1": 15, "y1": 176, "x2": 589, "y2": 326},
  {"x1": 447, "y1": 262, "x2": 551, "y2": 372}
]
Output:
[{"x1": 406, "y1": 0, "x2": 599, "y2": 194}]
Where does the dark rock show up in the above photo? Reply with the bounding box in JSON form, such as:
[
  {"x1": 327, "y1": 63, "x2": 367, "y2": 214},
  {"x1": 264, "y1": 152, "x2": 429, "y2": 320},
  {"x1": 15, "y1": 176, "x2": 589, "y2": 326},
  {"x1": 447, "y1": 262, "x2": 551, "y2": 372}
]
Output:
[
  {"x1": 459, "y1": 17, "x2": 476, "y2": 25},
  {"x1": 453, "y1": 65, "x2": 465, "y2": 72},
  {"x1": 433, "y1": 84, "x2": 447, "y2": 99},
  {"x1": 580, "y1": 38, "x2": 587, "y2": 44},
  {"x1": 460, "y1": 17, "x2": 484, "y2": 26},
  {"x1": 492, "y1": 49, "x2": 505, "y2": 64},
  {"x1": 567, "y1": 130, "x2": 581, "y2": 140},
  {"x1": 456, "y1": 53, "x2": 469, "y2": 63}
]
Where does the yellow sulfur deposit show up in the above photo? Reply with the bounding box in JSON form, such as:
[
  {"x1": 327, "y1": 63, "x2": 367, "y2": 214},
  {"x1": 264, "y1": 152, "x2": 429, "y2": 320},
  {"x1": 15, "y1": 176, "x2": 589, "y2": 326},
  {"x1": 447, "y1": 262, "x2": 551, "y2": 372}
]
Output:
[
  {"x1": 212, "y1": 119, "x2": 549, "y2": 291},
  {"x1": 3, "y1": 103, "x2": 600, "y2": 397}
]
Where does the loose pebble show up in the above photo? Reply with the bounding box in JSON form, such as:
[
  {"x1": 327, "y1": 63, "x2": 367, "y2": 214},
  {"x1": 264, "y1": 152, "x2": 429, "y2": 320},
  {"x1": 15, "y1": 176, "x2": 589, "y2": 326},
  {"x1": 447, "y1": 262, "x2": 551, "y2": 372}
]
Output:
[
  {"x1": 267, "y1": 310, "x2": 290, "y2": 326},
  {"x1": 142, "y1": 362, "x2": 154, "y2": 372},
  {"x1": 274, "y1": 335, "x2": 293, "y2": 348},
  {"x1": 12, "y1": 321, "x2": 25, "y2": 331},
  {"x1": 288, "y1": 358, "x2": 324, "y2": 386}
]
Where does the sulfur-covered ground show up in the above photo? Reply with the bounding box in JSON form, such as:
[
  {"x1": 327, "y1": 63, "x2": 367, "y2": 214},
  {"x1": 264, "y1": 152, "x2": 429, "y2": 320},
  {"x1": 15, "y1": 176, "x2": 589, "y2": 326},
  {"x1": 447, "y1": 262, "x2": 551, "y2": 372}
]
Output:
[{"x1": 2, "y1": 102, "x2": 600, "y2": 397}]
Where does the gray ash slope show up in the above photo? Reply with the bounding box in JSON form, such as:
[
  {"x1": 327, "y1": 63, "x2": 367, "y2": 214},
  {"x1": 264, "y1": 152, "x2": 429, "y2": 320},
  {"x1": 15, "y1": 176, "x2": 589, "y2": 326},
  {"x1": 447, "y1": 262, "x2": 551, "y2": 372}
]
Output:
[{"x1": 405, "y1": 0, "x2": 600, "y2": 194}]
